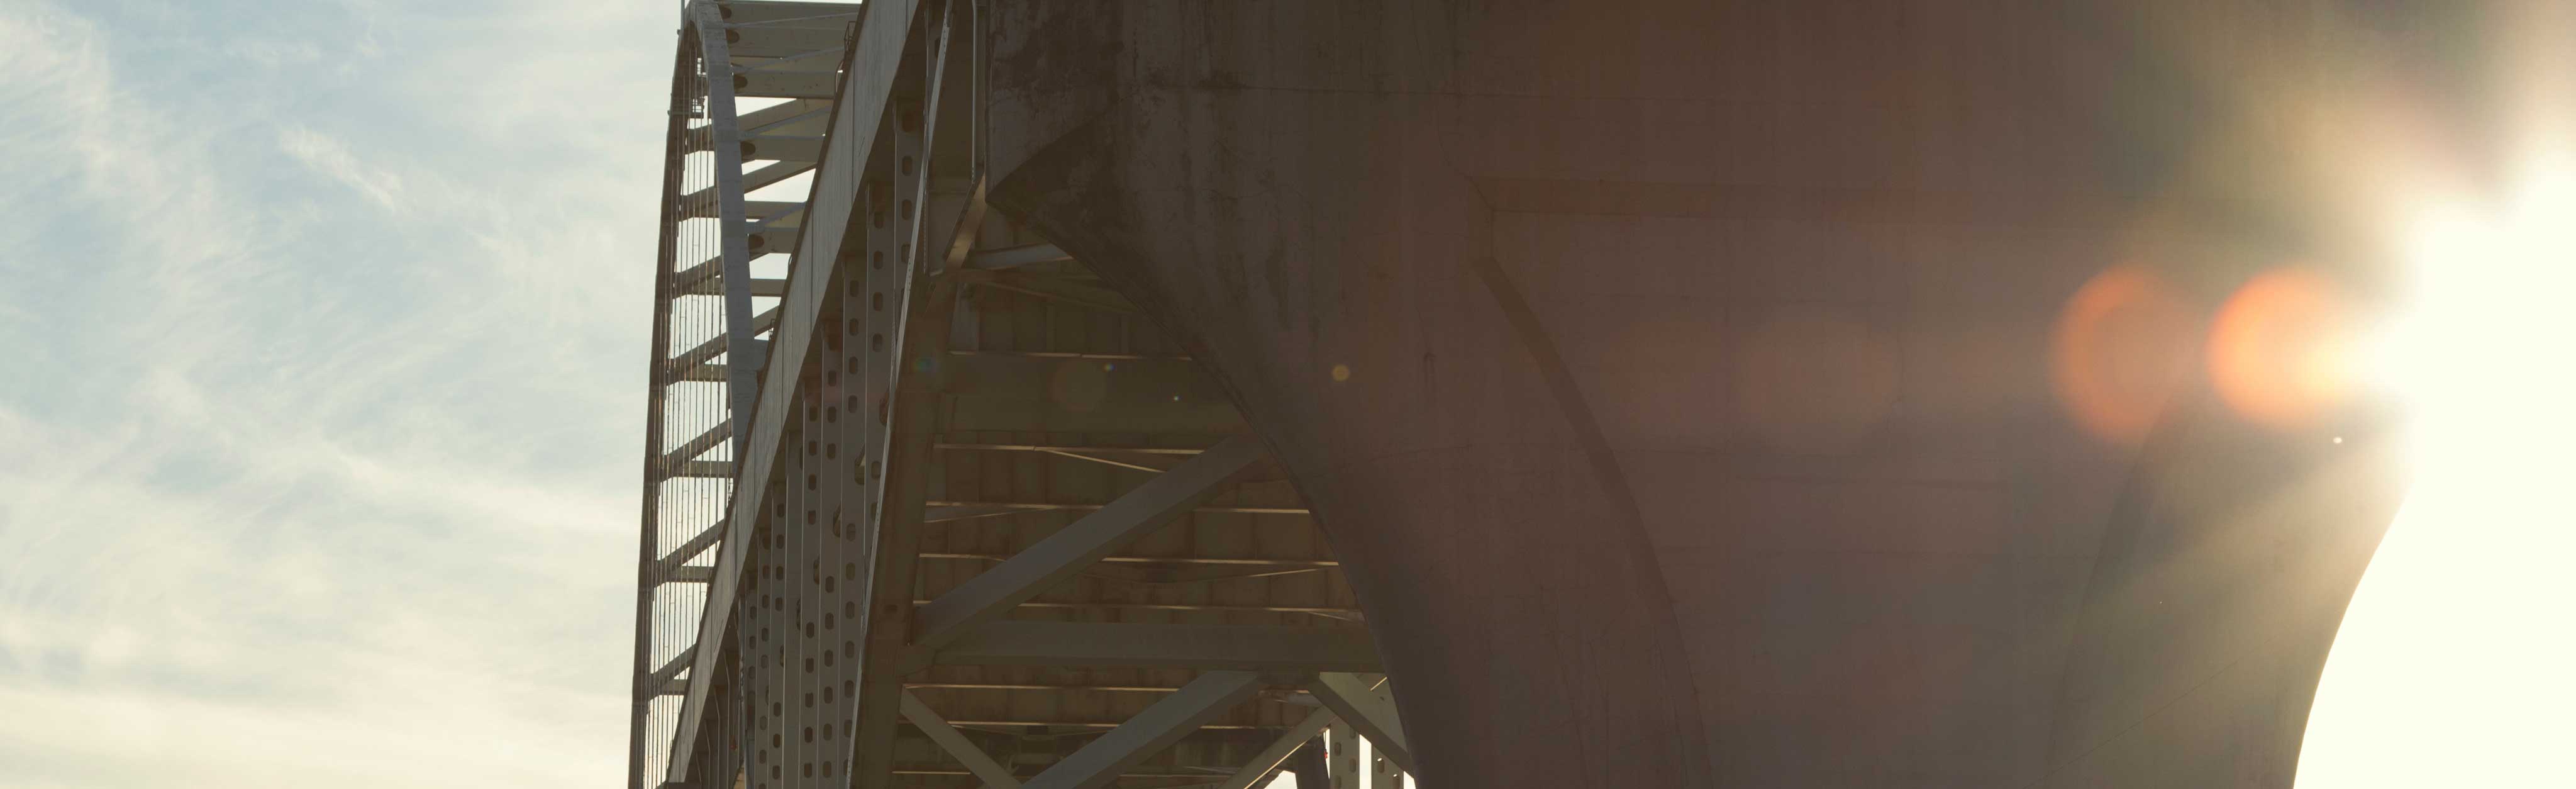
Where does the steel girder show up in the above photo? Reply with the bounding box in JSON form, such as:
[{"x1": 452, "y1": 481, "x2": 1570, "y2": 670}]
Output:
[
  {"x1": 636, "y1": 3, "x2": 1411, "y2": 788},
  {"x1": 632, "y1": 2, "x2": 860, "y2": 788}
]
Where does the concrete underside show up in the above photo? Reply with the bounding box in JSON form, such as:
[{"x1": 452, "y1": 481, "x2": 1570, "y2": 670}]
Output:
[{"x1": 980, "y1": 3, "x2": 2445, "y2": 786}]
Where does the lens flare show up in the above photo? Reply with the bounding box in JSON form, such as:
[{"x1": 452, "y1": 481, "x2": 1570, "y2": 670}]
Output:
[
  {"x1": 2052, "y1": 265, "x2": 2197, "y2": 443},
  {"x1": 2209, "y1": 269, "x2": 2359, "y2": 429},
  {"x1": 2297, "y1": 160, "x2": 2576, "y2": 787}
]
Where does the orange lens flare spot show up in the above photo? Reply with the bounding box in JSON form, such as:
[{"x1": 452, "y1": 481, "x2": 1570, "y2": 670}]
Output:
[
  {"x1": 2052, "y1": 266, "x2": 2197, "y2": 442},
  {"x1": 2209, "y1": 269, "x2": 2357, "y2": 429}
]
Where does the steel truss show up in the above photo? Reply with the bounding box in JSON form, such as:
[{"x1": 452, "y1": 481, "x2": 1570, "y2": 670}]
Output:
[
  {"x1": 633, "y1": 3, "x2": 862, "y2": 788},
  {"x1": 631, "y1": 3, "x2": 1411, "y2": 788}
]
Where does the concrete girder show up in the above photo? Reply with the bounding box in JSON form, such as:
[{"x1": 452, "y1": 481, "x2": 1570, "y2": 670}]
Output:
[{"x1": 979, "y1": 3, "x2": 2414, "y2": 788}]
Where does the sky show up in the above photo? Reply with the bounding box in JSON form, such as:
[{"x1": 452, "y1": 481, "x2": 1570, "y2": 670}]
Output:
[
  {"x1": 0, "y1": 2, "x2": 2563, "y2": 788},
  {"x1": 0, "y1": 1, "x2": 676, "y2": 785}
]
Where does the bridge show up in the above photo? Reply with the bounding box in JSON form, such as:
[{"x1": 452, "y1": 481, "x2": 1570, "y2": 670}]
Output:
[{"x1": 628, "y1": 2, "x2": 2411, "y2": 788}]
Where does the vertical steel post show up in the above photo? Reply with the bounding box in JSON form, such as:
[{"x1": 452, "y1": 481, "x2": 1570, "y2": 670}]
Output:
[
  {"x1": 632, "y1": 9, "x2": 708, "y2": 788},
  {"x1": 1328, "y1": 724, "x2": 1358, "y2": 789},
  {"x1": 693, "y1": 1, "x2": 762, "y2": 452}
]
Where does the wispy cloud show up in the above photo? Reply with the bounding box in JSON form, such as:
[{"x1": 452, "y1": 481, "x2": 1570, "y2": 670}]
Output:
[
  {"x1": 0, "y1": 0, "x2": 674, "y2": 786},
  {"x1": 277, "y1": 124, "x2": 408, "y2": 211}
]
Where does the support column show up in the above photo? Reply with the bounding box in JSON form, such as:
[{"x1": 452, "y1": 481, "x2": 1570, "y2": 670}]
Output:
[{"x1": 1326, "y1": 724, "x2": 1357, "y2": 789}]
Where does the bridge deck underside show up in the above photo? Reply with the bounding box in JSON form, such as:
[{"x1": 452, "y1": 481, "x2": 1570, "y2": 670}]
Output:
[{"x1": 645, "y1": 4, "x2": 1411, "y2": 788}]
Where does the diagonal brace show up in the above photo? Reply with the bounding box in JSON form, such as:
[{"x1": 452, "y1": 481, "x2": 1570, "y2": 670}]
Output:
[
  {"x1": 1021, "y1": 671, "x2": 1267, "y2": 789},
  {"x1": 1218, "y1": 705, "x2": 1338, "y2": 789},
  {"x1": 912, "y1": 434, "x2": 1265, "y2": 647},
  {"x1": 899, "y1": 690, "x2": 1021, "y2": 789},
  {"x1": 1307, "y1": 673, "x2": 1412, "y2": 773}
]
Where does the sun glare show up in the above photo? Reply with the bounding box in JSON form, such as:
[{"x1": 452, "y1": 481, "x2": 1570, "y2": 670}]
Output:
[{"x1": 2296, "y1": 159, "x2": 2576, "y2": 786}]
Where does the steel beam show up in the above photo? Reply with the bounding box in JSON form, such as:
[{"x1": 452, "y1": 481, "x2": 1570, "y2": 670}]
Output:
[
  {"x1": 936, "y1": 352, "x2": 1246, "y2": 435},
  {"x1": 735, "y1": 69, "x2": 840, "y2": 99},
  {"x1": 972, "y1": 271, "x2": 1135, "y2": 313},
  {"x1": 662, "y1": 308, "x2": 777, "y2": 384},
  {"x1": 923, "y1": 622, "x2": 1380, "y2": 672},
  {"x1": 745, "y1": 200, "x2": 807, "y2": 220},
  {"x1": 1292, "y1": 734, "x2": 1330, "y2": 789},
  {"x1": 670, "y1": 460, "x2": 733, "y2": 479},
  {"x1": 898, "y1": 691, "x2": 1023, "y2": 789},
  {"x1": 1217, "y1": 707, "x2": 1337, "y2": 789},
  {"x1": 912, "y1": 434, "x2": 1265, "y2": 649},
  {"x1": 1374, "y1": 745, "x2": 1405, "y2": 789},
  {"x1": 662, "y1": 423, "x2": 731, "y2": 467},
  {"x1": 747, "y1": 225, "x2": 797, "y2": 256},
  {"x1": 648, "y1": 650, "x2": 691, "y2": 691},
  {"x1": 847, "y1": 6, "x2": 975, "y2": 785},
  {"x1": 962, "y1": 242, "x2": 1069, "y2": 270},
  {"x1": 743, "y1": 135, "x2": 825, "y2": 162},
  {"x1": 736, "y1": 98, "x2": 833, "y2": 132},
  {"x1": 1326, "y1": 724, "x2": 1357, "y2": 789},
  {"x1": 724, "y1": 25, "x2": 852, "y2": 58},
  {"x1": 656, "y1": 519, "x2": 726, "y2": 571},
  {"x1": 1021, "y1": 671, "x2": 1267, "y2": 789},
  {"x1": 686, "y1": 2, "x2": 763, "y2": 461},
  {"x1": 684, "y1": 160, "x2": 813, "y2": 203},
  {"x1": 713, "y1": 1, "x2": 862, "y2": 26},
  {"x1": 686, "y1": 196, "x2": 811, "y2": 221},
  {"x1": 665, "y1": 0, "x2": 923, "y2": 778},
  {"x1": 1305, "y1": 674, "x2": 1411, "y2": 773},
  {"x1": 741, "y1": 159, "x2": 815, "y2": 193}
]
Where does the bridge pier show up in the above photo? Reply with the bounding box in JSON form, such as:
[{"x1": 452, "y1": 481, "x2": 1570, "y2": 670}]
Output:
[{"x1": 985, "y1": 1, "x2": 2409, "y2": 786}]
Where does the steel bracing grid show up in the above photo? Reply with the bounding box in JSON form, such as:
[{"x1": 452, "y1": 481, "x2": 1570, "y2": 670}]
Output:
[
  {"x1": 631, "y1": 3, "x2": 1413, "y2": 788},
  {"x1": 633, "y1": 3, "x2": 859, "y2": 788}
]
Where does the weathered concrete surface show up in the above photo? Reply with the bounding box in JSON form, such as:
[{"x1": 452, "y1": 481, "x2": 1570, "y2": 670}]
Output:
[{"x1": 983, "y1": 3, "x2": 2423, "y2": 786}]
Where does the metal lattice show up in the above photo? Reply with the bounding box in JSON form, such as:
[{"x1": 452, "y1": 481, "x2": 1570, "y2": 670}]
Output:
[
  {"x1": 632, "y1": 4, "x2": 1407, "y2": 789},
  {"x1": 633, "y1": 3, "x2": 857, "y2": 787}
]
